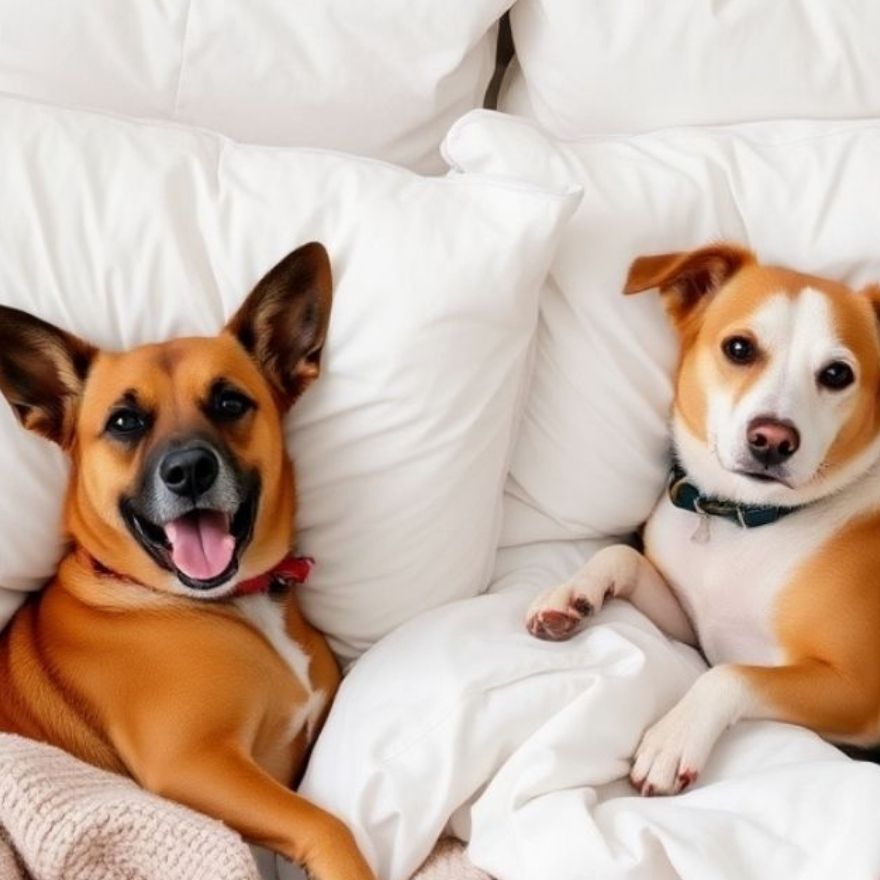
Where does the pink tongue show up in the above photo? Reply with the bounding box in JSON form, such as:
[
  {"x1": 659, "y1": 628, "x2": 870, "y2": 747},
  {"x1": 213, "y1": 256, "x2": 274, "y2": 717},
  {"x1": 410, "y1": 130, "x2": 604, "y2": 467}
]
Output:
[{"x1": 164, "y1": 511, "x2": 236, "y2": 581}]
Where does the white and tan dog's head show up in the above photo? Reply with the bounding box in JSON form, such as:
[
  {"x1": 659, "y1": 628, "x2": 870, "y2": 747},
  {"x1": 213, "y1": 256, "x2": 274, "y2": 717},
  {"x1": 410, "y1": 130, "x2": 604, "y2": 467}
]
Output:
[{"x1": 625, "y1": 244, "x2": 880, "y2": 506}]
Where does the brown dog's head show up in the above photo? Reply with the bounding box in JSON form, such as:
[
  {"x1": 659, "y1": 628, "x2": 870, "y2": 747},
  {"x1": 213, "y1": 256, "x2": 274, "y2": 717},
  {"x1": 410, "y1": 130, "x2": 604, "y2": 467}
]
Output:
[
  {"x1": 625, "y1": 243, "x2": 880, "y2": 506},
  {"x1": 0, "y1": 242, "x2": 331, "y2": 598}
]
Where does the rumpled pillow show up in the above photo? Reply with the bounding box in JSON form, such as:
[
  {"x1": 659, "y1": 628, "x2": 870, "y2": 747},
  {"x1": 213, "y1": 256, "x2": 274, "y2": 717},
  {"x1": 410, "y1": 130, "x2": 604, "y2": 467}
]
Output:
[
  {"x1": 0, "y1": 98, "x2": 580, "y2": 661},
  {"x1": 502, "y1": 0, "x2": 880, "y2": 138},
  {"x1": 0, "y1": 0, "x2": 511, "y2": 173},
  {"x1": 441, "y1": 111, "x2": 880, "y2": 551}
]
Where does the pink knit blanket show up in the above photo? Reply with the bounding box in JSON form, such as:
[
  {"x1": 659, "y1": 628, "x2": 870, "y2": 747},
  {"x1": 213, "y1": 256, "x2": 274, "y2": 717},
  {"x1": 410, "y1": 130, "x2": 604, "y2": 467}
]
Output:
[
  {"x1": 0, "y1": 734, "x2": 488, "y2": 880},
  {"x1": 0, "y1": 734, "x2": 258, "y2": 880}
]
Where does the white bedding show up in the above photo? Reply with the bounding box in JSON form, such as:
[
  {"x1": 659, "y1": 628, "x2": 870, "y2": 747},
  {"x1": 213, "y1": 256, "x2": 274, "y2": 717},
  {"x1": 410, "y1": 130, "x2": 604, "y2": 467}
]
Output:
[
  {"x1": 302, "y1": 566, "x2": 880, "y2": 879},
  {"x1": 2, "y1": 7, "x2": 880, "y2": 880},
  {"x1": 0, "y1": 0, "x2": 507, "y2": 173},
  {"x1": 0, "y1": 101, "x2": 577, "y2": 660}
]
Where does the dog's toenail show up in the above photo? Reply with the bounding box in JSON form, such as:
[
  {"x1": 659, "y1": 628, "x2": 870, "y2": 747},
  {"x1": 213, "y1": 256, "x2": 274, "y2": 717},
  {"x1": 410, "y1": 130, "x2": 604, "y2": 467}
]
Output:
[
  {"x1": 572, "y1": 596, "x2": 592, "y2": 616},
  {"x1": 677, "y1": 770, "x2": 697, "y2": 790}
]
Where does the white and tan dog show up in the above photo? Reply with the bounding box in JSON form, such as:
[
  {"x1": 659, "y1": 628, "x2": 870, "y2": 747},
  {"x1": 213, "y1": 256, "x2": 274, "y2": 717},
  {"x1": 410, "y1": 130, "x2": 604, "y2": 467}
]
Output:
[{"x1": 527, "y1": 243, "x2": 880, "y2": 796}]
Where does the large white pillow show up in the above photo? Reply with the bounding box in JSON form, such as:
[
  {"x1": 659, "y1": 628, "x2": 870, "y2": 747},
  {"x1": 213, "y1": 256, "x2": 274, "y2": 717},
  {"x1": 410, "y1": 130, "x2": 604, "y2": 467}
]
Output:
[
  {"x1": 0, "y1": 0, "x2": 510, "y2": 173},
  {"x1": 502, "y1": 1, "x2": 880, "y2": 138},
  {"x1": 0, "y1": 98, "x2": 579, "y2": 661},
  {"x1": 443, "y1": 111, "x2": 880, "y2": 552}
]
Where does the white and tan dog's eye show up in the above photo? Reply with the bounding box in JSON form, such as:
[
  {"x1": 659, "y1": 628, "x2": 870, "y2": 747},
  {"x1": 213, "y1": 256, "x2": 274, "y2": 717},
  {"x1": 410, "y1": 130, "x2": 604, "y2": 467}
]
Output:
[
  {"x1": 721, "y1": 335, "x2": 758, "y2": 365},
  {"x1": 817, "y1": 361, "x2": 855, "y2": 391}
]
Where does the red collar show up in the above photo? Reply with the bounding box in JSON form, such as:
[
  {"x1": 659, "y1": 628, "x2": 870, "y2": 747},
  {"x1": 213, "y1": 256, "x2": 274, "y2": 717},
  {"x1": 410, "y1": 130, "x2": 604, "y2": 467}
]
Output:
[
  {"x1": 234, "y1": 554, "x2": 314, "y2": 596},
  {"x1": 85, "y1": 551, "x2": 314, "y2": 598}
]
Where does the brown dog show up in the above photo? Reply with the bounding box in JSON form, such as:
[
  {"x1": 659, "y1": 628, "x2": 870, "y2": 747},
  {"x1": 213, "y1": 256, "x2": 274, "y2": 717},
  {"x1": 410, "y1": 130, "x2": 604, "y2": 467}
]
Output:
[{"x1": 0, "y1": 243, "x2": 374, "y2": 879}]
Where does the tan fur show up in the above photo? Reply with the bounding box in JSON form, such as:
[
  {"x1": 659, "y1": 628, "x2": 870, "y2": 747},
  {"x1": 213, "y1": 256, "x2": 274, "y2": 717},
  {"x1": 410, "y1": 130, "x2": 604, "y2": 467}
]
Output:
[
  {"x1": 749, "y1": 509, "x2": 880, "y2": 740},
  {"x1": 658, "y1": 249, "x2": 880, "y2": 751},
  {"x1": 64, "y1": 337, "x2": 297, "y2": 595},
  {"x1": 0, "y1": 244, "x2": 375, "y2": 879},
  {"x1": 534, "y1": 244, "x2": 880, "y2": 796}
]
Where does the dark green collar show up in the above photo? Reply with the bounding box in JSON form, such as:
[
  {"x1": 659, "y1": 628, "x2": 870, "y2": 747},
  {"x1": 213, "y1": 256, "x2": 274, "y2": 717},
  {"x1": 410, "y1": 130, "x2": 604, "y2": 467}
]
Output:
[{"x1": 668, "y1": 464, "x2": 801, "y2": 528}]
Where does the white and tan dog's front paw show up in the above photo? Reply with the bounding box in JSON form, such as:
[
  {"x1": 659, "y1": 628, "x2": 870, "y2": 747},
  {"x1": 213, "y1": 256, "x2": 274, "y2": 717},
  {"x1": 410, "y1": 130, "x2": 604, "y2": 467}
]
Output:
[
  {"x1": 526, "y1": 582, "x2": 601, "y2": 641},
  {"x1": 629, "y1": 702, "x2": 709, "y2": 796},
  {"x1": 526, "y1": 546, "x2": 649, "y2": 642},
  {"x1": 629, "y1": 666, "x2": 747, "y2": 796}
]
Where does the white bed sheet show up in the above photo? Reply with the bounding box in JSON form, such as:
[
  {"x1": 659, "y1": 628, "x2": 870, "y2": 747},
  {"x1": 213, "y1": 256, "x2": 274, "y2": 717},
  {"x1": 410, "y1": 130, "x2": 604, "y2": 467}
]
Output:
[{"x1": 301, "y1": 546, "x2": 880, "y2": 880}]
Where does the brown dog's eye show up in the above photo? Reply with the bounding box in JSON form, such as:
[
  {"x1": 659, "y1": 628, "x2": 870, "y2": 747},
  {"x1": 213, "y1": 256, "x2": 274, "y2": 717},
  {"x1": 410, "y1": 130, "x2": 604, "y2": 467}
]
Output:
[
  {"x1": 721, "y1": 335, "x2": 757, "y2": 365},
  {"x1": 210, "y1": 387, "x2": 255, "y2": 422},
  {"x1": 818, "y1": 361, "x2": 855, "y2": 391},
  {"x1": 105, "y1": 408, "x2": 148, "y2": 439}
]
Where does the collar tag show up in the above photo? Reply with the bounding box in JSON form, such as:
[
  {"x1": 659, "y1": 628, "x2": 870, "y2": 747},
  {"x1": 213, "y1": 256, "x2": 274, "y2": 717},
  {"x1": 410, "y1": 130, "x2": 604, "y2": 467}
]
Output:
[{"x1": 690, "y1": 511, "x2": 711, "y2": 544}]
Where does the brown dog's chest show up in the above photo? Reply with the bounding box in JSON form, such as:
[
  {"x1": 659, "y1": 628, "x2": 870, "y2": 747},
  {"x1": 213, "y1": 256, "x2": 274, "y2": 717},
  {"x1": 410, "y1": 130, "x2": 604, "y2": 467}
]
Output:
[
  {"x1": 232, "y1": 593, "x2": 338, "y2": 782},
  {"x1": 0, "y1": 580, "x2": 340, "y2": 788}
]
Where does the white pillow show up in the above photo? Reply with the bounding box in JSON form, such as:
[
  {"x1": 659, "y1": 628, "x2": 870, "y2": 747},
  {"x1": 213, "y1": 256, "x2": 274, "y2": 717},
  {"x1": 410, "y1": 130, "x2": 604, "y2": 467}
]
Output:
[
  {"x1": 444, "y1": 111, "x2": 880, "y2": 551},
  {"x1": 0, "y1": 0, "x2": 509, "y2": 173},
  {"x1": 0, "y1": 98, "x2": 579, "y2": 661},
  {"x1": 502, "y1": 0, "x2": 880, "y2": 138}
]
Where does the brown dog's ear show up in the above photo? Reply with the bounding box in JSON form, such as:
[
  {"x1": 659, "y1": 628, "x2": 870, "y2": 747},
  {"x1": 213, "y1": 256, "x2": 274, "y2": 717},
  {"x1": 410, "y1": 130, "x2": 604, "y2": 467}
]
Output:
[
  {"x1": 623, "y1": 243, "x2": 755, "y2": 329},
  {"x1": 0, "y1": 306, "x2": 96, "y2": 447},
  {"x1": 226, "y1": 242, "x2": 333, "y2": 409}
]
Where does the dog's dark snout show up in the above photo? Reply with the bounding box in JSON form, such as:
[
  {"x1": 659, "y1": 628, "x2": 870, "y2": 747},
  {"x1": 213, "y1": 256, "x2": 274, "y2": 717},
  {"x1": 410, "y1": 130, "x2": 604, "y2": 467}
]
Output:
[
  {"x1": 747, "y1": 417, "x2": 800, "y2": 466},
  {"x1": 160, "y1": 446, "x2": 219, "y2": 497}
]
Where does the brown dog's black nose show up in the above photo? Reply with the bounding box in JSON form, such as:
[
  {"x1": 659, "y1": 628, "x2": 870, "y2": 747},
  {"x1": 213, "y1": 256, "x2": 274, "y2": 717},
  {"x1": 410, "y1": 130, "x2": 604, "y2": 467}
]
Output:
[
  {"x1": 160, "y1": 446, "x2": 219, "y2": 497},
  {"x1": 747, "y1": 417, "x2": 800, "y2": 467}
]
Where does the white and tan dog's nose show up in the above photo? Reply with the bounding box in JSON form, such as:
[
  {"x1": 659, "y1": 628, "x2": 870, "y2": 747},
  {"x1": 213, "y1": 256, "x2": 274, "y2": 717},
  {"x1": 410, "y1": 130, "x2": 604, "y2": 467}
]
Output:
[{"x1": 746, "y1": 417, "x2": 800, "y2": 467}]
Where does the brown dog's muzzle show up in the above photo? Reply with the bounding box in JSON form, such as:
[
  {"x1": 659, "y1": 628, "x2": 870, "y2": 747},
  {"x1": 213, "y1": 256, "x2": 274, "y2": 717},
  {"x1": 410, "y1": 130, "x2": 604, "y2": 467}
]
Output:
[{"x1": 121, "y1": 436, "x2": 260, "y2": 593}]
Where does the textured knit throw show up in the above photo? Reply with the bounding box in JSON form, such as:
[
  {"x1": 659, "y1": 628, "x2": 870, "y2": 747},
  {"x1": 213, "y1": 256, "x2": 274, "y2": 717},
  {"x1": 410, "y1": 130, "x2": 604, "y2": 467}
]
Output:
[
  {"x1": 0, "y1": 734, "x2": 259, "y2": 880},
  {"x1": 0, "y1": 733, "x2": 489, "y2": 880}
]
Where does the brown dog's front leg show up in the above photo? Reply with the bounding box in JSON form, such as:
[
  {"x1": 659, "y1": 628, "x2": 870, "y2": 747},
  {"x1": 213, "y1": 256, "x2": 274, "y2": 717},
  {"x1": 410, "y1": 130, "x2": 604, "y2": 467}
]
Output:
[{"x1": 133, "y1": 745, "x2": 375, "y2": 880}]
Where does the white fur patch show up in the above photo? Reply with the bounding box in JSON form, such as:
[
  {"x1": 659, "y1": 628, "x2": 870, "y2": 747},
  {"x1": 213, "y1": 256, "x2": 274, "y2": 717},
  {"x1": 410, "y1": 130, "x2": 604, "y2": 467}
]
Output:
[
  {"x1": 688, "y1": 287, "x2": 868, "y2": 507},
  {"x1": 647, "y1": 447, "x2": 880, "y2": 665},
  {"x1": 287, "y1": 688, "x2": 327, "y2": 742},
  {"x1": 233, "y1": 594, "x2": 324, "y2": 740}
]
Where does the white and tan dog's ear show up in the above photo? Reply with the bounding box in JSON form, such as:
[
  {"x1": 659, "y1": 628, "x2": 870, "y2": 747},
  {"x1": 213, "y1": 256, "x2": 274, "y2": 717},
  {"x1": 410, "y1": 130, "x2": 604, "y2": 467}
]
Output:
[
  {"x1": 0, "y1": 306, "x2": 96, "y2": 447},
  {"x1": 861, "y1": 283, "x2": 880, "y2": 324},
  {"x1": 623, "y1": 243, "x2": 755, "y2": 331}
]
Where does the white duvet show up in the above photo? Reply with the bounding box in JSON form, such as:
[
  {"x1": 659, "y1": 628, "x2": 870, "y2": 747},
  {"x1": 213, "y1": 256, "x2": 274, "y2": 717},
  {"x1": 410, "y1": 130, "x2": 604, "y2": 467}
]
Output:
[{"x1": 301, "y1": 548, "x2": 880, "y2": 880}]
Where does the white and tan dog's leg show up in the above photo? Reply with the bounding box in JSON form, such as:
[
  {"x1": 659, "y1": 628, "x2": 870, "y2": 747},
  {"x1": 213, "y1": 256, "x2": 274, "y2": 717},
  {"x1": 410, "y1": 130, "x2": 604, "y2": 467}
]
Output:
[
  {"x1": 630, "y1": 664, "x2": 753, "y2": 796},
  {"x1": 526, "y1": 545, "x2": 696, "y2": 644},
  {"x1": 631, "y1": 659, "x2": 879, "y2": 796}
]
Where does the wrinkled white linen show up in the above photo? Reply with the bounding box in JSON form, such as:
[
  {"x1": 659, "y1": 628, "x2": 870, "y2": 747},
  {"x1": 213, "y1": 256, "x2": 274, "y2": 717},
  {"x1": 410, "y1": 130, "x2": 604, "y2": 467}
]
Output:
[
  {"x1": 0, "y1": 0, "x2": 509, "y2": 173},
  {"x1": 304, "y1": 575, "x2": 880, "y2": 880},
  {"x1": 504, "y1": 0, "x2": 880, "y2": 139}
]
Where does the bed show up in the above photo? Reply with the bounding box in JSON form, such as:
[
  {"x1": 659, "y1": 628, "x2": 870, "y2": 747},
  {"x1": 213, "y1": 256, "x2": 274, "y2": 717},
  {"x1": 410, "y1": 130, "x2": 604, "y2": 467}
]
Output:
[{"x1": 1, "y1": 3, "x2": 879, "y2": 878}]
